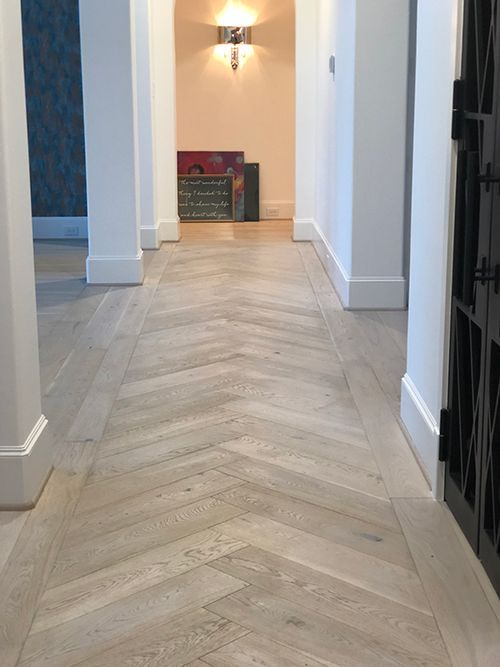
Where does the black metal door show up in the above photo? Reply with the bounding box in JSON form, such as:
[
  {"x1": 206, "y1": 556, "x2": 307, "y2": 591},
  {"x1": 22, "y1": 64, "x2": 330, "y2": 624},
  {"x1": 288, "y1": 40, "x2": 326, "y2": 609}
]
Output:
[{"x1": 446, "y1": 0, "x2": 500, "y2": 594}]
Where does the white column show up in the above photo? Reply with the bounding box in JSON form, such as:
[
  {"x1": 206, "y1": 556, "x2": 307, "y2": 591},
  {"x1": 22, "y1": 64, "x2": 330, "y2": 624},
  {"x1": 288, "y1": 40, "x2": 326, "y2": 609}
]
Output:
[
  {"x1": 0, "y1": 0, "x2": 52, "y2": 509},
  {"x1": 349, "y1": 0, "x2": 409, "y2": 309},
  {"x1": 80, "y1": 0, "x2": 144, "y2": 284},
  {"x1": 402, "y1": 0, "x2": 462, "y2": 496},
  {"x1": 293, "y1": 0, "x2": 319, "y2": 242},
  {"x1": 310, "y1": 0, "x2": 410, "y2": 309},
  {"x1": 135, "y1": 0, "x2": 159, "y2": 250},
  {"x1": 151, "y1": 0, "x2": 180, "y2": 242}
]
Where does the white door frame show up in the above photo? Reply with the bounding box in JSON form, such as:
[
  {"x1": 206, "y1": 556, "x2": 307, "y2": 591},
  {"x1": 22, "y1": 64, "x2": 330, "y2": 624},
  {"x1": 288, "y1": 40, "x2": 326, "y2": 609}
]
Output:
[{"x1": 150, "y1": 0, "x2": 316, "y2": 242}]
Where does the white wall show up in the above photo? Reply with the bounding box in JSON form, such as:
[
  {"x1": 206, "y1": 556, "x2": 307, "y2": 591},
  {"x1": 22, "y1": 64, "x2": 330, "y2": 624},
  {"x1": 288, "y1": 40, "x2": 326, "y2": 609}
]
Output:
[
  {"x1": 313, "y1": 0, "x2": 355, "y2": 280},
  {"x1": 80, "y1": 0, "x2": 144, "y2": 284},
  {"x1": 135, "y1": 0, "x2": 158, "y2": 249},
  {"x1": 307, "y1": 0, "x2": 410, "y2": 309},
  {"x1": 402, "y1": 0, "x2": 462, "y2": 496},
  {"x1": 150, "y1": 0, "x2": 180, "y2": 242},
  {"x1": 0, "y1": 0, "x2": 52, "y2": 507},
  {"x1": 352, "y1": 0, "x2": 409, "y2": 280},
  {"x1": 292, "y1": 0, "x2": 318, "y2": 234}
]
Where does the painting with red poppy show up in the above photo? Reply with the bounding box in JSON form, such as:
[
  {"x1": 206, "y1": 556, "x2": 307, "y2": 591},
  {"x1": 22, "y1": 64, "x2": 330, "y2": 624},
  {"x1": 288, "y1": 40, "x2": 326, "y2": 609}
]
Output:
[{"x1": 178, "y1": 151, "x2": 245, "y2": 221}]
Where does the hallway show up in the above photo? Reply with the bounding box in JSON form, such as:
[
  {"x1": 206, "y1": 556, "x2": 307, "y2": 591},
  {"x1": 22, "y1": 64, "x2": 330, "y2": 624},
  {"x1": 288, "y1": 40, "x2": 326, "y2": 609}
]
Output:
[{"x1": 1, "y1": 229, "x2": 499, "y2": 666}]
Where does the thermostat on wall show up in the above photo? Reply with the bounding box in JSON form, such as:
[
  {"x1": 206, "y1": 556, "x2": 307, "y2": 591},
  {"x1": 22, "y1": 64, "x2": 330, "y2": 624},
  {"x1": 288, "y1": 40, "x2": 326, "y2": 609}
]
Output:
[{"x1": 329, "y1": 55, "x2": 336, "y2": 80}]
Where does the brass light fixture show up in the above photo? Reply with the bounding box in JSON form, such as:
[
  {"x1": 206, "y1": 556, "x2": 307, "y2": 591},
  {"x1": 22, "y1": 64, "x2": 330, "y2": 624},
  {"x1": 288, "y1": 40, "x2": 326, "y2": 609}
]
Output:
[{"x1": 218, "y1": 26, "x2": 252, "y2": 70}]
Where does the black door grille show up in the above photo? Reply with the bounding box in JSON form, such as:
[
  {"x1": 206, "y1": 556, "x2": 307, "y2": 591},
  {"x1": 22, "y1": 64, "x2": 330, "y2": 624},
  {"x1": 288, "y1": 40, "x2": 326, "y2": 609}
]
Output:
[{"x1": 447, "y1": 0, "x2": 500, "y2": 595}]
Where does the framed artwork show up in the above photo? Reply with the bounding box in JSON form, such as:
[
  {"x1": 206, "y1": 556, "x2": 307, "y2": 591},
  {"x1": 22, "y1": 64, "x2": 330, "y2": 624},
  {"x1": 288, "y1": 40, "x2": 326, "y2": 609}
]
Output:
[
  {"x1": 178, "y1": 151, "x2": 245, "y2": 221},
  {"x1": 177, "y1": 174, "x2": 235, "y2": 222}
]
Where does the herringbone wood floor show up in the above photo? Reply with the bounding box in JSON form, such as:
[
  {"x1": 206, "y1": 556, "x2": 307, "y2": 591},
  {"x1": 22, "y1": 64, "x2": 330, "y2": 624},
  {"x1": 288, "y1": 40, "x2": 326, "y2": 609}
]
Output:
[{"x1": 1, "y1": 224, "x2": 500, "y2": 666}]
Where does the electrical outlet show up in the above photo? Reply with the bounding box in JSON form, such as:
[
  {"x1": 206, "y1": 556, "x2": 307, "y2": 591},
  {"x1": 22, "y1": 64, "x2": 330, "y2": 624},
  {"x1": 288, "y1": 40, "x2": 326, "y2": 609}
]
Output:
[
  {"x1": 63, "y1": 226, "x2": 79, "y2": 237},
  {"x1": 265, "y1": 207, "x2": 280, "y2": 218}
]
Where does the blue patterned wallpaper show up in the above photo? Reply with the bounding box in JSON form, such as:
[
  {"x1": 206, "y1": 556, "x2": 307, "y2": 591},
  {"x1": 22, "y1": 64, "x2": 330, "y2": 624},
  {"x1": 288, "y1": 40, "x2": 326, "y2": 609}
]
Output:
[{"x1": 21, "y1": 0, "x2": 87, "y2": 217}]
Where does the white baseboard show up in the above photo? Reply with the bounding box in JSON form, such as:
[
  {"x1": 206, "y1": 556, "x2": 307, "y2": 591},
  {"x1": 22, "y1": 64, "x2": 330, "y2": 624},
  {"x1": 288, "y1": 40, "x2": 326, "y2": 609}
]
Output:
[
  {"x1": 141, "y1": 225, "x2": 160, "y2": 250},
  {"x1": 0, "y1": 415, "x2": 53, "y2": 509},
  {"x1": 262, "y1": 201, "x2": 295, "y2": 220},
  {"x1": 86, "y1": 251, "x2": 144, "y2": 285},
  {"x1": 401, "y1": 374, "x2": 444, "y2": 498},
  {"x1": 32, "y1": 216, "x2": 88, "y2": 240},
  {"x1": 312, "y1": 227, "x2": 351, "y2": 305},
  {"x1": 159, "y1": 218, "x2": 180, "y2": 242},
  {"x1": 309, "y1": 219, "x2": 407, "y2": 309},
  {"x1": 293, "y1": 217, "x2": 315, "y2": 241}
]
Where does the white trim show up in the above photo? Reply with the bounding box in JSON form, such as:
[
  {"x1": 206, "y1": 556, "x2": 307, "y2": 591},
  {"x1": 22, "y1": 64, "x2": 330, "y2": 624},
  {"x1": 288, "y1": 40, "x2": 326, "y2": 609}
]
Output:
[
  {"x1": 0, "y1": 415, "x2": 53, "y2": 509},
  {"x1": 159, "y1": 217, "x2": 180, "y2": 242},
  {"x1": 311, "y1": 219, "x2": 407, "y2": 309},
  {"x1": 141, "y1": 224, "x2": 160, "y2": 249},
  {"x1": 401, "y1": 373, "x2": 444, "y2": 498},
  {"x1": 262, "y1": 201, "x2": 296, "y2": 220},
  {"x1": 293, "y1": 217, "x2": 315, "y2": 241},
  {"x1": 86, "y1": 250, "x2": 144, "y2": 284},
  {"x1": 0, "y1": 415, "x2": 48, "y2": 454},
  {"x1": 311, "y1": 222, "x2": 351, "y2": 306},
  {"x1": 32, "y1": 216, "x2": 88, "y2": 239}
]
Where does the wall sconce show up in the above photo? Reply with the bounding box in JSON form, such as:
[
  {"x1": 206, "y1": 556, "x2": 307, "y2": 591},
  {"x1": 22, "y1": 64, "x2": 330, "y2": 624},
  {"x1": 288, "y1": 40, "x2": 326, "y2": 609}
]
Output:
[{"x1": 218, "y1": 26, "x2": 252, "y2": 70}]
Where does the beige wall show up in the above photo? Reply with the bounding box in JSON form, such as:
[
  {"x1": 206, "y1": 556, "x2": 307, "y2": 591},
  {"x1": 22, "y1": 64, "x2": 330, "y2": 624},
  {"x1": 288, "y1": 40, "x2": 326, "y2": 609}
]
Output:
[{"x1": 175, "y1": 0, "x2": 295, "y2": 218}]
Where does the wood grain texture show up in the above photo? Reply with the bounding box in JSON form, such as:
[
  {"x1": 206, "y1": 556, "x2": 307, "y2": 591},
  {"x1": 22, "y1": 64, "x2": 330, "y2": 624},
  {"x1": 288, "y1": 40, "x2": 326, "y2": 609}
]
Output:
[
  {"x1": 0, "y1": 512, "x2": 28, "y2": 575},
  {"x1": 210, "y1": 548, "x2": 449, "y2": 666},
  {"x1": 394, "y1": 499, "x2": 500, "y2": 667},
  {"x1": 201, "y1": 633, "x2": 331, "y2": 667},
  {"x1": 216, "y1": 483, "x2": 414, "y2": 569},
  {"x1": 208, "y1": 585, "x2": 421, "y2": 667},
  {"x1": 3, "y1": 233, "x2": 498, "y2": 667},
  {"x1": 76, "y1": 609, "x2": 249, "y2": 667},
  {"x1": 20, "y1": 567, "x2": 246, "y2": 666},
  {"x1": 33, "y1": 530, "x2": 247, "y2": 633},
  {"x1": 216, "y1": 513, "x2": 430, "y2": 614},
  {"x1": 49, "y1": 497, "x2": 245, "y2": 588}
]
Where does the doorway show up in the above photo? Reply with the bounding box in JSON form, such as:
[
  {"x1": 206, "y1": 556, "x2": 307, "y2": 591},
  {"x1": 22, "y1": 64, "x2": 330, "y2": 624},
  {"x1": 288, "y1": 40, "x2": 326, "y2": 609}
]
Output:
[
  {"x1": 174, "y1": 0, "x2": 295, "y2": 231},
  {"x1": 445, "y1": 0, "x2": 500, "y2": 595}
]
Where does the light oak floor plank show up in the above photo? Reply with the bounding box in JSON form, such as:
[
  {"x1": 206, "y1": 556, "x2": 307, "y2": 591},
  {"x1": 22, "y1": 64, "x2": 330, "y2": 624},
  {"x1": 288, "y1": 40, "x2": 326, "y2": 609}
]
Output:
[
  {"x1": 207, "y1": 585, "x2": 415, "y2": 666},
  {"x1": 394, "y1": 499, "x2": 500, "y2": 667},
  {"x1": 210, "y1": 547, "x2": 450, "y2": 666},
  {"x1": 216, "y1": 483, "x2": 414, "y2": 569},
  {"x1": 33, "y1": 529, "x2": 247, "y2": 634},
  {"x1": 20, "y1": 567, "x2": 247, "y2": 667},
  {"x1": 201, "y1": 632, "x2": 332, "y2": 667},
  {"x1": 77, "y1": 608, "x2": 249, "y2": 667},
  {"x1": 216, "y1": 513, "x2": 430, "y2": 614}
]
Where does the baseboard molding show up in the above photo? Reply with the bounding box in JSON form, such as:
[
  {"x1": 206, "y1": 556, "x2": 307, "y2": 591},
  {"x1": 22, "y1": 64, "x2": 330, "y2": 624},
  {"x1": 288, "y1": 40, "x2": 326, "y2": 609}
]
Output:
[
  {"x1": 141, "y1": 225, "x2": 160, "y2": 250},
  {"x1": 311, "y1": 226, "x2": 351, "y2": 306},
  {"x1": 0, "y1": 415, "x2": 53, "y2": 509},
  {"x1": 401, "y1": 373, "x2": 444, "y2": 498},
  {"x1": 32, "y1": 216, "x2": 88, "y2": 240},
  {"x1": 262, "y1": 201, "x2": 295, "y2": 220},
  {"x1": 159, "y1": 218, "x2": 180, "y2": 242},
  {"x1": 293, "y1": 217, "x2": 315, "y2": 241},
  {"x1": 86, "y1": 251, "x2": 144, "y2": 285},
  {"x1": 310, "y1": 219, "x2": 407, "y2": 309}
]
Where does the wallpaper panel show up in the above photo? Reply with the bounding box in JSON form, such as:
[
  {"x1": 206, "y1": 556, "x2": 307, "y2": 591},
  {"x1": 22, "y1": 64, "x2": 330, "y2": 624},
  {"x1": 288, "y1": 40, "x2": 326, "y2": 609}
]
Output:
[{"x1": 21, "y1": 0, "x2": 87, "y2": 217}]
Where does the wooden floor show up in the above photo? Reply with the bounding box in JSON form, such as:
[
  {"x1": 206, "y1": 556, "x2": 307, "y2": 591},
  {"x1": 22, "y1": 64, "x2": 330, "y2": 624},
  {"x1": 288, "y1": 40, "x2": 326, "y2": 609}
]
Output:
[{"x1": 1, "y1": 223, "x2": 500, "y2": 666}]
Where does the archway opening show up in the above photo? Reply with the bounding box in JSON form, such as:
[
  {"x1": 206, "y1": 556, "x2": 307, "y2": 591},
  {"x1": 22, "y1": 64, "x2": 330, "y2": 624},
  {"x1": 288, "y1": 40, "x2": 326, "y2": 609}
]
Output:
[{"x1": 174, "y1": 0, "x2": 296, "y2": 237}]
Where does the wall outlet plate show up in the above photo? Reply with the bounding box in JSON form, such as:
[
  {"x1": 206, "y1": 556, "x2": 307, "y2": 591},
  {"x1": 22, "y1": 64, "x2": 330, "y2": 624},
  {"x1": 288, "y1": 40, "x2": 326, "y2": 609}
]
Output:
[{"x1": 265, "y1": 207, "x2": 280, "y2": 218}]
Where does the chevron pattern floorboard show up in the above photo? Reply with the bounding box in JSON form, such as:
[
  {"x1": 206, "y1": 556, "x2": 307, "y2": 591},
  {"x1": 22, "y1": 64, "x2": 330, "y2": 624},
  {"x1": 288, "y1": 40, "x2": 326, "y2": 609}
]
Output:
[{"x1": 1, "y1": 224, "x2": 499, "y2": 666}]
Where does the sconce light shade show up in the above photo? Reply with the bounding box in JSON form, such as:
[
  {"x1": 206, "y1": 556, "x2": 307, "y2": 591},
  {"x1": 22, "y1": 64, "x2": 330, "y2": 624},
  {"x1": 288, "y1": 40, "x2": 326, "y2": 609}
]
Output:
[
  {"x1": 218, "y1": 26, "x2": 252, "y2": 46},
  {"x1": 218, "y1": 26, "x2": 252, "y2": 70}
]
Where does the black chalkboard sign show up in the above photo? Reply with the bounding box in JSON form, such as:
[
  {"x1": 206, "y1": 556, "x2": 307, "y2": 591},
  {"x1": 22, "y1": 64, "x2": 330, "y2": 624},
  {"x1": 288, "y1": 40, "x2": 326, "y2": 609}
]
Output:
[{"x1": 178, "y1": 175, "x2": 235, "y2": 222}]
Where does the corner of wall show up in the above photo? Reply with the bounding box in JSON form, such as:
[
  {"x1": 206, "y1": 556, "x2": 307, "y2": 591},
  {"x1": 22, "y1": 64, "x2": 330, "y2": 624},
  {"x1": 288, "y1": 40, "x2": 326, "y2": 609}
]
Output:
[{"x1": 401, "y1": 373, "x2": 444, "y2": 498}]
